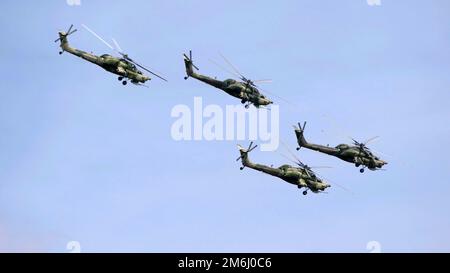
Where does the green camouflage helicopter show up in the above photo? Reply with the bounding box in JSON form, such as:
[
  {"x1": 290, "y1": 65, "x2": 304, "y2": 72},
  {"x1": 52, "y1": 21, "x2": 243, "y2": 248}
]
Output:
[
  {"x1": 294, "y1": 122, "x2": 387, "y2": 173},
  {"x1": 236, "y1": 142, "x2": 330, "y2": 195},
  {"x1": 183, "y1": 50, "x2": 273, "y2": 108},
  {"x1": 55, "y1": 24, "x2": 167, "y2": 86}
]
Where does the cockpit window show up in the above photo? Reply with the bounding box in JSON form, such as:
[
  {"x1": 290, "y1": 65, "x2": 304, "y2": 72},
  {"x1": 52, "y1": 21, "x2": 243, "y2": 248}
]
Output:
[
  {"x1": 223, "y1": 79, "x2": 236, "y2": 86},
  {"x1": 100, "y1": 54, "x2": 111, "y2": 58},
  {"x1": 336, "y1": 144, "x2": 349, "y2": 150},
  {"x1": 121, "y1": 59, "x2": 136, "y2": 69}
]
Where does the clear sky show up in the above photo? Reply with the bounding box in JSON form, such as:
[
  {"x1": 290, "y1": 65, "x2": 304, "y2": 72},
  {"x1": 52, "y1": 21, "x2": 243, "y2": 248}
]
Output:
[{"x1": 1, "y1": 0, "x2": 450, "y2": 252}]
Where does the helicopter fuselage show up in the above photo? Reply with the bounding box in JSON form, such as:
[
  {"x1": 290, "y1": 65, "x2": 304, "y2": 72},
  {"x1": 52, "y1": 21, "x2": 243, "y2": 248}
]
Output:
[
  {"x1": 183, "y1": 58, "x2": 272, "y2": 107},
  {"x1": 58, "y1": 33, "x2": 149, "y2": 83},
  {"x1": 295, "y1": 128, "x2": 387, "y2": 170},
  {"x1": 336, "y1": 146, "x2": 386, "y2": 169},
  {"x1": 238, "y1": 148, "x2": 330, "y2": 193}
]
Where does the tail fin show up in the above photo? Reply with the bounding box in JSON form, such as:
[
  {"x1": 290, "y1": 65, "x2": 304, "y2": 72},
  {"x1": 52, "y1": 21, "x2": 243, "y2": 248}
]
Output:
[
  {"x1": 55, "y1": 25, "x2": 77, "y2": 54},
  {"x1": 236, "y1": 142, "x2": 257, "y2": 169},
  {"x1": 184, "y1": 57, "x2": 194, "y2": 78},
  {"x1": 294, "y1": 122, "x2": 308, "y2": 150},
  {"x1": 183, "y1": 50, "x2": 199, "y2": 80},
  {"x1": 58, "y1": 32, "x2": 69, "y2": 51}
]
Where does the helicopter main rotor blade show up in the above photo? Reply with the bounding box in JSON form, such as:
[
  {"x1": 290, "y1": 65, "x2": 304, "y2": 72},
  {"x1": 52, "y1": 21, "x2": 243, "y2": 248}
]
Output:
[
  {"x1": 132, "y1": 82, "x2": 149, "y2": 88},
  {"x1": 257, "y1": 87, "x2": 294, "y2": 106},
  {"x1": 130, "y1": 60, "x2": 168, "y2": 82},
  {"x1": 280, "y1": 140, "x2": 304, "y2": 166},
  {"x1": 316, "y1": 174, "x2": 355, "y2": 195},
  {"x1": 279, "y1": 153, "x2": 301, "y2": 167},
  {"x1": 308, "y1": 166, "x2": 333, "y2": 169},
  {"x1": 364, "y1": 136, "x2": 380, "y2": 145},
  {"x1": 111, "y1": 38, "x2": 124, "y2": 53},
  {"x1": 208, "y1": 59, "x2": 242, "y2": 79},
  {"x1": 370, "y1": 147, "x2": 391, "y2": 159},
  {"x1": 81, "y1": 24, "x2": 114, "y2": 51},
  {"x1": 252, "y1": 79, "x2": 273, "y2": 84},
  {"x1": 218, "y1": 52, "x2": 245, "y2": 79},
  {"x1": 279, "y1": 150, "x2": 312, "y2": 176},
  {"x1": 329, "y1": 180, "x2": 353, "y2": 195}
]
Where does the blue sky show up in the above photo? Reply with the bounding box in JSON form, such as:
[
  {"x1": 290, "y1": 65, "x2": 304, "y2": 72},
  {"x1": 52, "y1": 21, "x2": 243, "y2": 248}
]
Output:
[{"x1": 1, "y1": 0, "x2": 450, "y2": 252}]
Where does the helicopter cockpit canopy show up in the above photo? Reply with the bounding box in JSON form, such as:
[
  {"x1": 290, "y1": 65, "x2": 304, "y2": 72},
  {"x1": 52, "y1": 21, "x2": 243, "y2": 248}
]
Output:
[
  {"x1": 364, "y1": 149, "x2": 376, "y2": 158},
  {"x1": 121, "y1": 59, "x2": 136, "y2": 69},
  {"x1": 223, "y1": 79, "x2": 237, "y2": 86},
  {"x1": 100, "y1": 54, "x2": 112, "y2": 58},
  {"x1": 278, "y1": 164, "x2": 292, "y2": 171},
  {"x1": 336, "y1": 144, "x2": 349, "y2": 150}
]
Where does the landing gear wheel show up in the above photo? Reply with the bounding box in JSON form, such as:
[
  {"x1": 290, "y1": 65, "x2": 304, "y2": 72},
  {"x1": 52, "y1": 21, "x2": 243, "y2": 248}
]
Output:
[
  {"x1": 184, "y1": 76, "x2": 188, "y2": 80},
  {"x1": 245, "y1": 104, "x2": 249, "y2": 109},
  {"x1": 360, "y1": 168, "x2": 365, "y2": 173},
  {"x1": 241, "y1": 99, "x2": 246, "y2": 104},
  {"x1": 355, "y1": 163, "x2": 360, "y2": 167},
  {"x1": 303, "y1": 190, "x2": 308, "y2": 195},
  {"x1": 296, "y1": 147, "x2": 300, "y2": 151},
  {"x1": 118, "y1": 76, "x2": 123, "y2": 81},
  {"x1": 122, "y1": 80, "x2": 127, "y2": 85},
  {"x1": 240, "y1": 167, "x2": 244, "y2": 170}
]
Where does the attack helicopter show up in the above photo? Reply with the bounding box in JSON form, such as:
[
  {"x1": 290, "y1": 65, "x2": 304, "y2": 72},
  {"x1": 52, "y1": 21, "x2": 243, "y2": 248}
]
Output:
[
  {"x1": 183, "y1": 50, "x2": 273, "y2": 108},
  {"x1": 55, "y1": 24, "x2": 167, "y2": 86},
  {"x1": 294, "y1": 122, "x2": 387, "y2": 173},
  {"x1": 236, "y1": 142, "x2": 330, "y2": 195}
]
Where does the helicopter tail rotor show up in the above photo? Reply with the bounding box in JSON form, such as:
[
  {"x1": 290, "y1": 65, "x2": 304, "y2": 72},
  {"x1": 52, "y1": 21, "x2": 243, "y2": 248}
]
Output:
[
  {"x1": 294, "y1": 121, "x2": 307, "y2": 150},
  {"x1": 183, "y1": 50, "x2": 199, "y2": 79},
  {"x1": 55, "y1": 24, "x2": 77, "y2": 54},
  {"x1": 236, "y1": 142, "x2": 258, "y2": 170},
  {"x1": 55, "y1": 24, "x2": 77, "y2": 43}
]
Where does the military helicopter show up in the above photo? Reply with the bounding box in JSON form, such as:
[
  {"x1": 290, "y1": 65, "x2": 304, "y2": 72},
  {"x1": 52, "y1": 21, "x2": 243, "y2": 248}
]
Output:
[
  {"x1": 183, "y1": 50, "x2": 273, "y2": 108},
  {"x1": 236, "y1": 142, "x2": 330, "y2": 195},
  {"x1": 55, "y1": 24, "x2": 167, "y2": 86},
  {"x1": 294, "y1": 122, "x2": 387, "y2": 173}
]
